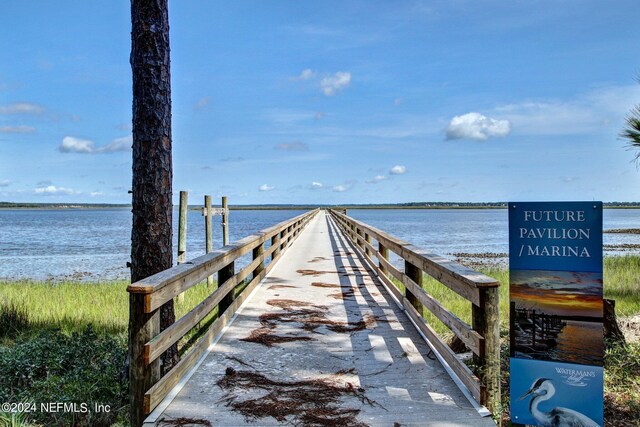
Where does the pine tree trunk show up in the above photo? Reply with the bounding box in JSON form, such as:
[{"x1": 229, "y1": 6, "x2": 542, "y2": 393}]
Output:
[{"x1": 130, "y1": 0, "x2": 178, "y2": 378}]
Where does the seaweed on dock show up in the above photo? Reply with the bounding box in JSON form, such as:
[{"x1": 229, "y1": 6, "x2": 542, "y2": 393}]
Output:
[{"x1": 216, "y1": 369, "x2": 371, "y2": 426}]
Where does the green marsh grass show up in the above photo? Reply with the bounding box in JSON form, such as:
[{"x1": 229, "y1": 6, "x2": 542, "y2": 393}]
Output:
[{"x1": 0, "y1": 280, "x2": 218, "y2": 337}]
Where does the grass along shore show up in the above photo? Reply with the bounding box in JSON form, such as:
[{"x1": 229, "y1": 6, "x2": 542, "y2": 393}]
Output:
[{"x1": 0, "y1": 255, "x2": 638, "y2": 426}]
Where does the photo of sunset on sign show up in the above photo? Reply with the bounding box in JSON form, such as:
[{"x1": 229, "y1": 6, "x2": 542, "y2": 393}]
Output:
[{"x1": 510, "y1": 269, "x2": 603, "y2": 366}]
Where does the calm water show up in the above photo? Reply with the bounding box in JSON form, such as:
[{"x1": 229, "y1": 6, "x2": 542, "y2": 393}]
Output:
[
  {"x1": 0, "y1": 208, "x2": 638, "y2": 281},
  {"x1": 550, "y1": 321, "x2": 604, "y2": 366}
]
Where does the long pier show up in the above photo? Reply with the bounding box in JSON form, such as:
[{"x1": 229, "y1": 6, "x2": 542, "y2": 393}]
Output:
[{"x1": 128, "y1": 209, "x2": 500, "y2": 426}]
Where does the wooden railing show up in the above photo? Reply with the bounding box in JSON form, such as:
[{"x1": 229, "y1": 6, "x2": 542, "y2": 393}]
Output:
[
  {"x1": 127, "y1": 209, "x2": 319, "y2": 425},
  {"x1": 328, "y1": 209, "x2": 500, "y2": 414}
]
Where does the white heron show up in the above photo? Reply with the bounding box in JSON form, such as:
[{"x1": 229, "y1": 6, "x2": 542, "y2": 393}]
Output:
[{"x1": 518, "y1": 378, "x2": 601, "y2": 427}]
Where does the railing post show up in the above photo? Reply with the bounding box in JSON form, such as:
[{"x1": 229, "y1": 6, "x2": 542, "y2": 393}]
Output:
[
  {"x1": 177, "y1": 190, "x2": 188, "y2": 303},
  {"x1": 472, "y1": 287, "x2": 501, "y2": 416},
  {"x1": 205, "y1": 195, "x2": 213, "y2": 287},
  {"x1": 218, "y1": 261, "x2": 235, "y2": 315},
  {"x1": 221, "y1": 196, "x2": 229, "y2": 246},
  {"x1": 378, "y1": 242, "x2": 388, "y2": 276},
  {"x1": 271, "y1": 232, "x2": 281, "y2": 261},
  {"x1": 404, "y1": 261, "x2": 424, "y2": 316},
  {"x1": 356, "y1": 228, "x2": 364, "y2": 249},
  {"x1": 128, "y1": 293, "x2": 160, "y2": 427},
  {"x1": 364, "y1": 232, "x2": 372, "y2": 257},
  {"x1": 253, "y1": 242, "x2": 265, "y2": 279}
]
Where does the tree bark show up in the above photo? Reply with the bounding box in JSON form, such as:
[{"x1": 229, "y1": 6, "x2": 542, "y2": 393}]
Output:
[{"x1": 130, "y1": 0, "x2": 177, "y2": 378}]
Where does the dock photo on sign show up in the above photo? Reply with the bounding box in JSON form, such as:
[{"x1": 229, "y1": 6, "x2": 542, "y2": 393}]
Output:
[{"x1": 510, "y1": 269, "x2": 604, "y2": 366}]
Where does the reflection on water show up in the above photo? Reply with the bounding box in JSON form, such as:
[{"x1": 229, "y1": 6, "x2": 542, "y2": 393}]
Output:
[{"x1": 551, "y1": 321, "x2": 603, "y2": 366}]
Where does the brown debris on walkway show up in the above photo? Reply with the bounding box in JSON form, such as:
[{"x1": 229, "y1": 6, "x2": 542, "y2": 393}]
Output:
[
  {"x1": 216, "y1": 369, "x2": 372, "y2": 427},
  {"x1": 311, "y1": 282, "x2": 341, "y2": 288}
]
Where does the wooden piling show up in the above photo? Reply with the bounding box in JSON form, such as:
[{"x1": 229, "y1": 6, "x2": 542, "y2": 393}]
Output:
[
  {"x1": 205, "y1": 195, "x2": 213, "y2": 287},
  {"x1": 176, "y1": 191, "x2": 188, "y2": 303},
  {"x1": 177, "y1": 191, "x2": 188, "y2": 264},
  {"x1": 221, "y1": 196, "x2": 229, "y2": 246}
]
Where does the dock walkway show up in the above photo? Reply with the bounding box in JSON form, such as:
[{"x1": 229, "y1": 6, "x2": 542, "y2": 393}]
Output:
[{"x1": 144, "y1": 211, "x2": 495, "y2": 426}]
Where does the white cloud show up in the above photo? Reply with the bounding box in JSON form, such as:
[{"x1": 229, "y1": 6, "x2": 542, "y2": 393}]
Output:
[
  {"x1": 310, "y1": 181, "x2": 323, "y2": 189},
  {"x1": 366, "y1": 175, "x2": 387, "y2": 184},
  {"x1": 34, "y1": 185, "x2": 79, "y2": 195},
  {"x1": 295, "y1": 69, "x2": 316, "y2": 80},
  {"x1": 389, "y1": 165, "x2": 407, "y2": 175},
  {"x1": 332, "y1": 181, "x2": 355, "y2": 192},
  {"x1": 275, "y1": 141, "x2": 308, "y2": 151},
  {"x1": 60, "y1": 136, "x2": 95, "y2": 153},
  {"x1": 320, "y1": 71, "x2": 351, "y2": 96},
  {"x1": 314, "y1": 112, "x2": 326, "y2": 120},
  {"x1": 0, "y1": 102, "x2": 44, "y2": 115},
  {"x1": 194, "y1": 96, "x2": 211, "y2": 110},
  {"x1": 0, "y1": 125, "x2": 36, "y2": 133},
  {"x1": 445, "y1": 112, "x2": 511, "y2": 141},
  {"x1": 59, "y1": 135, "x2": 131, "y2": 154},
  {"x1": 101, "y1": 136, "x2": 132, "y2": 153},
  {"x1": 89, "y1": 191, "x2": 104, "y2": 197},
  {"x1": 259, "y1": 184, "x2": 274, "y2": 192},
  {"x1": 0, "y1": 180, "x2": 11, "y2": 187}
]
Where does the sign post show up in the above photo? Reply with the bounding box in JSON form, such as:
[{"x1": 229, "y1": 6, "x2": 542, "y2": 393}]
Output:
[{"x1": 509, "y1": 202, "x2": 604, "y2": 427}]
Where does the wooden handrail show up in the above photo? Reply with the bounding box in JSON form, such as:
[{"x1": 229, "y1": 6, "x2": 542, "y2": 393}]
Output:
[
  {"x1": 128, "y1": 209, "x2": 319, "y2": 422},
  {"x1": 327, "y1": 209, "x2": 500, "y2": 415}
]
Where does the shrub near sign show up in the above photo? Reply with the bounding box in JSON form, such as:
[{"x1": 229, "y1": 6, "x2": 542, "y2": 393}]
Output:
[{"x1": 509, "y1": 202, "x2": 604, "y2": 427}]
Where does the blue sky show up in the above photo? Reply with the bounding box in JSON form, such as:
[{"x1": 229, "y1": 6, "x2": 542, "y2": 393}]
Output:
[{"x1": 1, "y1": 1, "x2": 640, "y2": 204}]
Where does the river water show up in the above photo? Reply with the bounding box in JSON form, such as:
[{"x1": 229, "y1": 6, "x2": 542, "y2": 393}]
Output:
[{"x1": 0, "y1": 208, "x2": 637, "y2": 281}]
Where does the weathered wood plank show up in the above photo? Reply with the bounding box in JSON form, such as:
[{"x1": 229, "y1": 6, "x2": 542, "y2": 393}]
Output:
[
  {"x1": 376, "y1": 264, "x2": 404, "y2": 302},
  {"x1": 402, "y1": 274, "x2": 483, "y2": 356},
  {"x1": 376, "y1": 254, "x2": 403, "y2": 282},
  {"x1": 403, "y1": 297, "x2": 483, "y2": 403}
]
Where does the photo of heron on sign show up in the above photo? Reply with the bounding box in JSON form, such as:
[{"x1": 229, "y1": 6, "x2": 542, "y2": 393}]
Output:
[{"x1": 510, "y1": 358, "x2": 603, "y2": 427}]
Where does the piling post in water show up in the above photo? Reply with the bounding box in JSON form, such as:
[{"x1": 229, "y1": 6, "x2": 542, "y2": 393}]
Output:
[
  {"x1": 177, "y1": 190, "x2": 188, "y2": 303},
  {"x1": 205, "y1": 195, "x2": 213, "y2": 287},
  {"x1": 222, "y1": 196, "x2": 229, "y2": 246},
  {"x1": 178, "y1": 191, "x2": 188, "y2": 264}
]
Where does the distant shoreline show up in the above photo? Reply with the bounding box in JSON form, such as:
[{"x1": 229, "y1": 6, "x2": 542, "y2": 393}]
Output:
[{"x1": 2, "y1": 202, "x2": 640, "y2": 210}]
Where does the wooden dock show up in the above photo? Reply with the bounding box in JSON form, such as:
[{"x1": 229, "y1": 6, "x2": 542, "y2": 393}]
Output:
[{"x1": 129, "y1": 210, "x2": 500, "y2": 426}]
